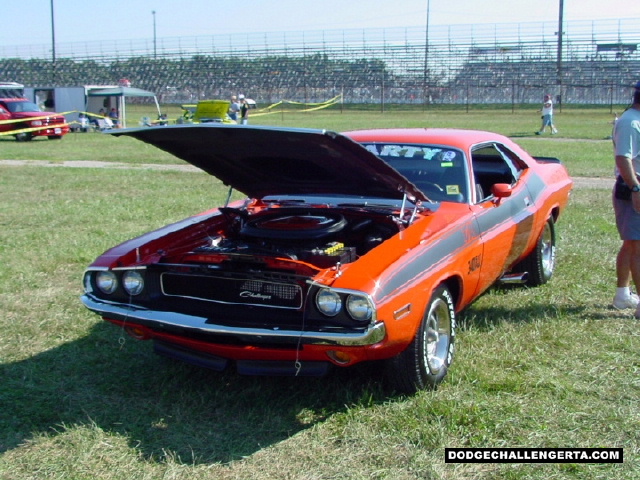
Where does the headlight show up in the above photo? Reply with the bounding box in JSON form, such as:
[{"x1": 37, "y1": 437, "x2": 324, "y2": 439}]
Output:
[
  {"x1": 346, "y1": 295, "x2": 373, "y2": 322},
  {"x1": 96, "y1": 271, "x2": 118, "y2": 294},
  {"x1": 122, "y1": 270, "x2": 144, "y2": 296},
  {"x1": 31, "y1": 120, "x2": 43, "y2": 126},
  {"x1": 316, "y1": 289, "x2": 342, "y2": 317}
]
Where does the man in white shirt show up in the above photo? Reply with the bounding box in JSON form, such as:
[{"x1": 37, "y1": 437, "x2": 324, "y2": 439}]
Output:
[
  {"x1": 612, "y1": 81, "x2": 640, "y2": 316},
  {"x1": 536, "y1": 94, "x2": 558, "y2": 135}
]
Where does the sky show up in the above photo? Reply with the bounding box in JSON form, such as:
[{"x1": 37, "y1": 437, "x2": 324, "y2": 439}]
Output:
[{"x1": 1, "y1": 0, "x2": 639, "y2": 47}]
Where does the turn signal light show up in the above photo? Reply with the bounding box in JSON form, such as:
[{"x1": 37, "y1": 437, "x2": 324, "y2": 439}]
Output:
[
  {"x1": 125, "y1": 325, "x2": 151, "y2": 340},
  {"x1": 327, "y1": 350, "x2": 352, "y2": 365}
]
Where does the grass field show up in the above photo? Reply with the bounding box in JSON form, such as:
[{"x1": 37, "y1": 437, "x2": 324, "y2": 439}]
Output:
[{"x1": 0, "y1": 108, "x2": 637, "y2": 479}]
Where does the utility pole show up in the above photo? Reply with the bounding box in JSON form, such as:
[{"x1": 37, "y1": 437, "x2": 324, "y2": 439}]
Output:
[
  {"x1": 556, "y1": 0, "x2": 564, "y2": 109},
  {"x1": 152, "y1": 10, "x2": 157, "y2": 59},
  {"x1": 50, "y1": 0, "x2": 56, "y2": 84},
  {"x1": 423, "y1": 0, "x2": 430, "y2": 106}
]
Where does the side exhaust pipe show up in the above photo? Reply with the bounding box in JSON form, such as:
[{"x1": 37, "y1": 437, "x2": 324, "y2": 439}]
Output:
[{"x1": 499, "y1": 272, "x2": 529, "y2": 285}]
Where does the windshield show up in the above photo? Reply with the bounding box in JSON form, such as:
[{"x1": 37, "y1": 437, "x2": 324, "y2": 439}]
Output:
[
  {"x1": 5, "y1": 101, "x2": 41, "y2": 113},
  {"x1": 361, "y1": 143, "x2": 469, "y2": 203}
]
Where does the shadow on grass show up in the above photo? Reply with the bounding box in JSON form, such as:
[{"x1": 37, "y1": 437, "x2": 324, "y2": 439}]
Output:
[
  {"x1": 458, "y1": 284, "x2": 636, "y2": 330},
  {"x1": 0, "y1": 321, "x2": 391, "y2": 464},
  {"x1": 509, "y1": 131, "x2": 541, "y2": 138},
  {"x1": 458, "y1": 287, "x2": 586, "y2": 331}
]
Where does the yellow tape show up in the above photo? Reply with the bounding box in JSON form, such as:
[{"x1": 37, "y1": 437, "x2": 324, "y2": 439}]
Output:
[
  {"x1": 251, "y1": 95, "x2": 342, "y2": 117},
  {"x1": 0, "y1": 113, "x2": 65, "y2": 126},
  {"x1": 0, "y1": 123, "x2": 69, "y2": 136},
  {"x1": 0, "y1": 97, "x2": 343, "y2": 131},
  {"x1": 0, "y1": 110, "x2": 105, "y2": 127}
]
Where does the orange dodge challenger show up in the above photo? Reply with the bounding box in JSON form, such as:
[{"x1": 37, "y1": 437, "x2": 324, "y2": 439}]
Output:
[{"x1": 81, "y1": 124, "x2": 572, "y2": 393}]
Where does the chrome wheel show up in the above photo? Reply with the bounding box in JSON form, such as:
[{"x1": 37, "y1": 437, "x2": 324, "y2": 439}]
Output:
[
  {"x1": 423, "y1": 296, "x2": 452, "y2": 375},
  {"x1": 514, "y1": 217, "x2": 556, "y2": 286},
  {"x1": 540, "y1": 220, "x2": 556, "y2": 280}
]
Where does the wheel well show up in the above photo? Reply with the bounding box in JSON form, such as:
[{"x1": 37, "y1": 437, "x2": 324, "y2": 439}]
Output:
[{"x1": 441, "y1": 275, "x2": 463, "y2": 312}]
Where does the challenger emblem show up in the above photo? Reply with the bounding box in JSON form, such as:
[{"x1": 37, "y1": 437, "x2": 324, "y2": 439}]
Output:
[{"x1": 240, "y1": 291, "x2": 272, "y2": 301}]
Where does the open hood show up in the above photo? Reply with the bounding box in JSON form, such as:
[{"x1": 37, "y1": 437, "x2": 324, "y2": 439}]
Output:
[{"x1": 111, "y1": 124, "x2": 427, "y2": 202}]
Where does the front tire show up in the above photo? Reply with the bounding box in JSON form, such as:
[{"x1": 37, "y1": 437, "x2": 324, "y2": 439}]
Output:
[
  {"x1": 385, "y1": 285, "x2": 456, "y2": 394},
  {"x1": 15, "y1": 131, "x2": 33, "y2": 142}
]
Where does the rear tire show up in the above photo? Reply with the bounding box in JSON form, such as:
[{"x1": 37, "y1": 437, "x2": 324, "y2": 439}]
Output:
[
  {"x1": 516, "y1": 217, "x2": 556, "y2": 286},
  {"x1": 385, "y1": 285, "x2": 456, "y2": 394}
]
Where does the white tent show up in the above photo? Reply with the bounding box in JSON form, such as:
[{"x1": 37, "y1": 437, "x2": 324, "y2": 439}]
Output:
[{"x1": 87, "y1": 86, "x2": 160, "y2": 128}]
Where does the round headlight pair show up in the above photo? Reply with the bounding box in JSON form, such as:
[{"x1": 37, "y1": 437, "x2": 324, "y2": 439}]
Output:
[
  {"x1": 315, "y1": 289, "x2": 373, "y2": 322},
  {"x1": 95, "y1": 270, "x2": 144, "y2": 296}
]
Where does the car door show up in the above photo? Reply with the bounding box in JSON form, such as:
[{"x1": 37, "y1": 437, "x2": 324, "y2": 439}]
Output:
[{"x1": 468, "y1": 142, "x2": 534, "y2": 293}]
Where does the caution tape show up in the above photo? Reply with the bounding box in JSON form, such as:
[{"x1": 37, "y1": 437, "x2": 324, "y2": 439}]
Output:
[
  {"x1": 0, "y1": 109, "x2": 105, "y2": 136},
  {"x1": 0, "y1": 108, "x2": 74, "y2": 136},
  {"x1": 0, "y1": 97, "x2": 343, "y2": 135},
  {"x1": 0, "y1": 111, "x2": 70, "y2": 126},
  {"x1": 251, "y1": 94, "x2": 342, "y2": 117},
  {"x1": 0, "y1": 123, "x2": 70, "y2": 137}
]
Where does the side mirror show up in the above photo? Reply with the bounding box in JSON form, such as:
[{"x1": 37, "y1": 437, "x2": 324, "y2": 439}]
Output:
[{"x1": 491, "y1": 183, "x2": 512, "y2": 199}]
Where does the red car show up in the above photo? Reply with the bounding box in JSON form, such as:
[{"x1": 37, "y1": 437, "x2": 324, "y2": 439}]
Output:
[
  {"x1": 0, "y1": 97, "x2": 69, "y2": 141},
  {"x1": 81, "y1": 125, "x2": 572, "y2": 393}
]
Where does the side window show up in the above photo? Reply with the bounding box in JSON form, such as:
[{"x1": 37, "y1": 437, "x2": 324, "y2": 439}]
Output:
[
  {"x1": 471, "y1": 143, "x2": 523, "y2": 203},
  {"x1": 495, "y1": 144, "x2": 527, "y2": 181}
]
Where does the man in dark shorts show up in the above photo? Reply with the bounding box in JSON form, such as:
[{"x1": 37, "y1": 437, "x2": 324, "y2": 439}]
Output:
[{"x1": 612, "y1": 81, "x2": 640, "y2": 317}]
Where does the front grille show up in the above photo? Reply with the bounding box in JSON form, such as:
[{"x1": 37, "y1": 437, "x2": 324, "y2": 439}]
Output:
[
  {"x1": 161, "y1": 272, "x2": 303, "y2": 309},
  {"x1": 43, "y1": 116, "x2": 65, "y2": 125}
]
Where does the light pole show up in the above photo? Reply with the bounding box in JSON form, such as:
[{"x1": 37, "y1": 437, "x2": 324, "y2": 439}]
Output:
[
  {"x1": 152, "y1": 10, "x2": 157, "y2": 59},
  {"x1": 50, "y1": 0, "x2": 56, "y2": 83},
  {"x1": 423, "y1": 0, "x2": 430, "y2": 106},
  {"x1": 556, "y1": 0, "x2": 564, "y2": 109}
]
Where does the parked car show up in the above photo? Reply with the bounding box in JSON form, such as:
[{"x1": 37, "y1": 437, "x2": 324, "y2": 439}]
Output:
[
  {"x1": 0, "y1": 97, "x2": 69, "y2": 141},
  {"x1": 81, "y1": 124, "x2": 573, "y2": 393}
]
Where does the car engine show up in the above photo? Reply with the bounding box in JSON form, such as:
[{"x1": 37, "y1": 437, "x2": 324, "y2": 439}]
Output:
[{"x1": 194, "y1": 207, "x2": 401, "y2": 270}]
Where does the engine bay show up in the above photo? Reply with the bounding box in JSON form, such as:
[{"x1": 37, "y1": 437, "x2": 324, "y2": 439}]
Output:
[{"x1": 194, "y1": 207, "x2": 401, "y2": 269}]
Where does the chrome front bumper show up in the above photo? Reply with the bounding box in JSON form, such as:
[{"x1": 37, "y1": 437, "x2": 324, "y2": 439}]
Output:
[{"x1": 81, "y1": 294, "x2": 386, "y2": 347}]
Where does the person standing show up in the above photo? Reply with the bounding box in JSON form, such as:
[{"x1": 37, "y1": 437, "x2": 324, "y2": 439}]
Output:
[
  {"x1": 228, "y1": 95, "x2": 240, "y2": 122},
  {"x1": 536, "y1": 94, "x2": 558, "y2": 135},
  {"x1": 612, "y1": 81, "x2": 640, "y2": 315},
  {"x1": 239, "y1": 94, "x2": 249, "y2": 125}
]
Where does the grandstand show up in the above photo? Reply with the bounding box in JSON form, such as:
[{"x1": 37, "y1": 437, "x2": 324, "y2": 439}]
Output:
[{"x1": 1, "y1": 17, "x2": 639, "y2": 106}]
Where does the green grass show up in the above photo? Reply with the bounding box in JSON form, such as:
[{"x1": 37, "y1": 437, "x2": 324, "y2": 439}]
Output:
[
  {"x1": 1, "y1": 105, "x2": 620, "y2": 178},
  {"x1": 0, "y1": 109, "x2": 637, "y2": 479}
]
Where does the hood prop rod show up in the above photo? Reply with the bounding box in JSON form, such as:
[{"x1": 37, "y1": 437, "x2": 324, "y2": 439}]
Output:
[
  {"x1": 399, "y1": 192, "x2": 419, "y2": 226},
  {"x1": 224, "y1": 186, "x2": 233, "y2": 208}
]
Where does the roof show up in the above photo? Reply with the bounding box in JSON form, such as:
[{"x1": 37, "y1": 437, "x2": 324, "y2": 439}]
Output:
[
  {"x1": 87, "y1": 86, "x2": 157, "y2": 97},
  {"x1": 344, "y1": 128, "x2": 508, "y2": 149}
]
